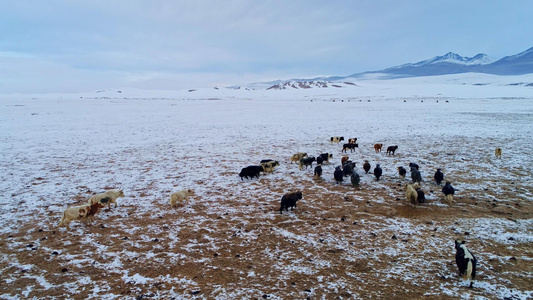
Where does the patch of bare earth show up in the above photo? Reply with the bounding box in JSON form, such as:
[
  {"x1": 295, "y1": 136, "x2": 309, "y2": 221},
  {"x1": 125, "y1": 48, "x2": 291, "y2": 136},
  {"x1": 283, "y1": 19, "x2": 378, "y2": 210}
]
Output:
[{"x1": 1, "y1": 140, "x2": 532, "y2": 299}]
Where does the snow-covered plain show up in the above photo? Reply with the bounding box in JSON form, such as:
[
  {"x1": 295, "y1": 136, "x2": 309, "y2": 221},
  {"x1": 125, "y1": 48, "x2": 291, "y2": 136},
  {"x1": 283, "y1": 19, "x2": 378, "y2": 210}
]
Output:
[{"x1": 0, "y1": 74, "x2": 532, "y2": 299}]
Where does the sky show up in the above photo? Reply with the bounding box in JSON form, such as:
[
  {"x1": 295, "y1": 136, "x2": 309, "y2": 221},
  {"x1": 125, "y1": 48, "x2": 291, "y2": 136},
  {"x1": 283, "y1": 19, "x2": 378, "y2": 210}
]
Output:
[{"x1": 1, "y1": 0, "x2": 532, "y2": 94}]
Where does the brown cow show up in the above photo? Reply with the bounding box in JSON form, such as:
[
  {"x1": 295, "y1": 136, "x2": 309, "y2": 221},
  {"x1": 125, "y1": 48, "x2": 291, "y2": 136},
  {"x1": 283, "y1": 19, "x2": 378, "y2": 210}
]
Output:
[
  {"x1": 341, "y1": 155, "x2": 349, "y2": 166},
  {"x1": 495, "y1": 147, "x2": 502, "y2": 159}
]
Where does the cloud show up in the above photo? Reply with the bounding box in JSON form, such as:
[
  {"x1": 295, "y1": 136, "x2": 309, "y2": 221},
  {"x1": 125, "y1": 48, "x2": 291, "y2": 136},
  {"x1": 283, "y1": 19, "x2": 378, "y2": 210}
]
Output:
[{"x1": 1, "y1": 0, "x2": 532, "y2": 93}]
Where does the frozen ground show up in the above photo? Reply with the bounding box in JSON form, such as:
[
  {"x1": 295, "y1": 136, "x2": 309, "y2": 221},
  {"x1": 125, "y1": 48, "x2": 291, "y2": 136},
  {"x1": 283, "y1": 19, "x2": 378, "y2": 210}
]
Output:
[{"x1": 0, "y1": 76, "x2": 532, "y2": 299}]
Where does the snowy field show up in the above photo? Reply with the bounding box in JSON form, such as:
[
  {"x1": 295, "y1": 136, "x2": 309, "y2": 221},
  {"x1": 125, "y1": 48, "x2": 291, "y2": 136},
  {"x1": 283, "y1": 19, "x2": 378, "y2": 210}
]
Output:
[{"x1": 0, "y1": 75, "x2": 532, "y2": 299}]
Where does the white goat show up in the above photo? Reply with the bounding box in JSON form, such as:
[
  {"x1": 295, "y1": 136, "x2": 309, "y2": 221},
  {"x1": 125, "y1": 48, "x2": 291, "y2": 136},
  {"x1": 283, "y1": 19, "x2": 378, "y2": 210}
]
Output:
[
  {"x1": 170, "y1": 189, "x2": 193, "y2": 208},
  {"x1": 88, "y1": 189, "x2": 124, "y2": 210}
]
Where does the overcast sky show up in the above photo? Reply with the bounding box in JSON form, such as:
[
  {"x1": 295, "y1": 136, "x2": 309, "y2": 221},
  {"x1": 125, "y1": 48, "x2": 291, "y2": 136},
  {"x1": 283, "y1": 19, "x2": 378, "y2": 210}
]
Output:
[{"x1": 1, "y1": 0, "x2": 532, "y2": 94}]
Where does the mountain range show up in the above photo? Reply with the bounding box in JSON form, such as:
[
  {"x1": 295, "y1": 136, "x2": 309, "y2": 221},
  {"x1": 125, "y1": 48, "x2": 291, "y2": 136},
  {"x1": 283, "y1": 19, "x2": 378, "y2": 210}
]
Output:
[
  {"x1": 362, "y1": 47, "x2": 533, "y2": 78},
  {"x1": 267, "y1": 47, "x2": 533, "y2": 89}
]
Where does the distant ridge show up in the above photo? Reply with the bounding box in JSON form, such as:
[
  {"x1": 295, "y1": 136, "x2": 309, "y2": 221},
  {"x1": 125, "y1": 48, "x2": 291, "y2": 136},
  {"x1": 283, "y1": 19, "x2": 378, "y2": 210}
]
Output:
[
  {"x1": 267, "y1": 47, "x2": 533, "y2": 89},
  {"x1": 266, "y1": 81, "x2": 358, "y2": 90},
  {"x1": 476, "y1": 47, "x2": 533, "y2": 75},
  {"x1": 350, "y1": 47, "x2": 533, "y2": 78}
]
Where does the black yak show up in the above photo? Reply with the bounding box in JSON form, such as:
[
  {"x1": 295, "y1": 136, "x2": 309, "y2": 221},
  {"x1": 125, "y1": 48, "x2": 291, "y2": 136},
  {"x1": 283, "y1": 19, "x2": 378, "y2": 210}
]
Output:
[
  {"x1": 350, "y1": 171, "x2": 360, "y2": 186},
  {"x1": 398, "y1": 166, "x2": 407, "y2": 180},
  {"x1": 455, "y1": 240, "x2": 477, "y2": 288},
  {"x1": 363, "y1": 160, "x2": 371, "y2": 174},
  {"x1": 374, "y1": 164, "x2": 383, "y2": 181},
  {"x1": 280, "y1": 191, "x2": 303, "y2": 214},
  {"x1": 409, "y1": 162, "x2": 419, "y2": 170},
  {"x1": 434, "y1": 168, "x2": 444, "y2": 185},
  {"x1": 299, "y1": 156, "x2": 316, "y2": 170},
  {"x1": 314, "y1": 165, "x2": 322, "y2": 179},
  {"x1": 318, "y1": 153, "x2": 333, "y2": 163},
  {"x1": 386, "y1": 145, "x2": 398, "y2": 155},
  {"x1": 442, "y1": 181, "x2": 455, "y2": 205},
  {"x1": 239, "y1": 165, "x2": 263, "y2": 180},
  {"x1": 342, "y1": 143, "x2": 358, "y2": 153},
  {"x1": 410, "y1": 167, "x2": 422, "y2": 183},
  {"x1": 416, "y1": 187, "x2": 425, "y2": 203},
  {"x1": 343, "y1": 161, "x2": 356, "y2": 177},
  {"x1": 334, "y1": 166, "x2": 344, "y2": 184}
]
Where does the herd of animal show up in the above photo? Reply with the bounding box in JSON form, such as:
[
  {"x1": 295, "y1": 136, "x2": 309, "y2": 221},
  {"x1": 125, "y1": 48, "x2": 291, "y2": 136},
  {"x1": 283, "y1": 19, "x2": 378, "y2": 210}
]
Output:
[
  {"x1": 58, "y1": 188, "x2": 193, "y2": 231},
  {"x1": 239, "y1": 136, "x2": 465, "y2": 210},
  {"x1": 57, "y1": 135, "x2": 501, "y2": 288},
  {"x1": 236, "y1": 135, "x2": 498, "y2": 288},
  {"x1": 239, "y1": 137, "x2": 504, "y2": 212}
]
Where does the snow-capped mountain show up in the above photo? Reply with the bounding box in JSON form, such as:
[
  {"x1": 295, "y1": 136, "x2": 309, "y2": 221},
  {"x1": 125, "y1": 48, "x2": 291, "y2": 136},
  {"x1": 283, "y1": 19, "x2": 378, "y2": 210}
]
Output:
[
  {"x1": 402, "y1": 52, "x2": 495, "y2": 68},
  {"x1": 361, "y1": 47, "x2": 533, "y2": 78},
  {"x1": 467, "y1": 53, "x2": 496, "y2": 65},
  {"x1": 265, "y1": 47, "x2": 532, "y2": 89},
  {"x1": 477, "y1": 47, "x2": 533, "y2": 75}
]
